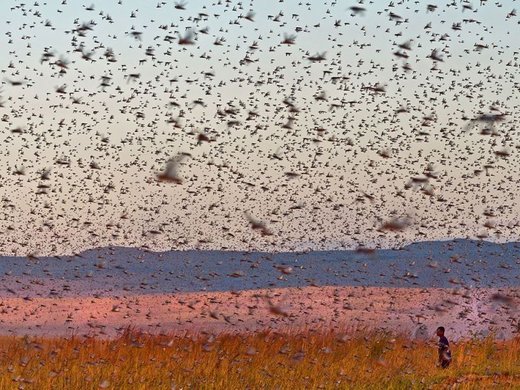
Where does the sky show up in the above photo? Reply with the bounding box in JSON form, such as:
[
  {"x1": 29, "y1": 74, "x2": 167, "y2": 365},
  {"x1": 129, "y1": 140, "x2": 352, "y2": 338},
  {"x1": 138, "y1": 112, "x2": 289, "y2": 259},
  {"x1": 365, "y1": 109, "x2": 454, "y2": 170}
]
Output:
[{"x1": 0, "y1": 0, "x2": 519, "y2": 255}]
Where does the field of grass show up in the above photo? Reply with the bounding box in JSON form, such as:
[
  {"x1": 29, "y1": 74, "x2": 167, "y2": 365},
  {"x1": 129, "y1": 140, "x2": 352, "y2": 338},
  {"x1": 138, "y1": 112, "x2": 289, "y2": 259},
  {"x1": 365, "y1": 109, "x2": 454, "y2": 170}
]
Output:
[{"x1": 0, "y1": 327, "x2": 518, "y2": 389}]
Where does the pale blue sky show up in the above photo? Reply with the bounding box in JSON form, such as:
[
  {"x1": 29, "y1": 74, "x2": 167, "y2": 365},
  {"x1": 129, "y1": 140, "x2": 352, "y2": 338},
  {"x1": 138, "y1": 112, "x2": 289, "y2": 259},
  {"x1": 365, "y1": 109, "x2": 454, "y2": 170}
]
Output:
[{"x1": 0, "y1": 0, "x2": 519, "y2": 255}]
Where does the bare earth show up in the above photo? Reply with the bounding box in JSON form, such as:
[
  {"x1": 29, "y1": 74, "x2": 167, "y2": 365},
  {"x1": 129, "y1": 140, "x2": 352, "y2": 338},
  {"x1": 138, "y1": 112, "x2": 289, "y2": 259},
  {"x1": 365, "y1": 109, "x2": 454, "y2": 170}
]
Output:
[{"x1": 0, "y1": 286, "x2": 517, "y2": 339}]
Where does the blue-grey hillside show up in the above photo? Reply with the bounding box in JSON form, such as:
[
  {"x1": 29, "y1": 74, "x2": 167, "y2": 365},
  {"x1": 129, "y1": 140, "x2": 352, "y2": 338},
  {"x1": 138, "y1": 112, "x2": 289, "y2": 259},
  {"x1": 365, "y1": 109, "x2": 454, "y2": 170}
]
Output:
[{"x1": 0, "y1": 239, "x2": 518, "y2": 298}]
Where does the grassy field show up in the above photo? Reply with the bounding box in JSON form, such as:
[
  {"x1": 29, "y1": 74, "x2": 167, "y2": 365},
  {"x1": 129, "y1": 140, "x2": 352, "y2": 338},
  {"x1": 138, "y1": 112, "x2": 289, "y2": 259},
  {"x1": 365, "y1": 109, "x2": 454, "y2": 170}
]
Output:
[{"x1": 0, "y1": 327, "x2": 518, "y2": 389}]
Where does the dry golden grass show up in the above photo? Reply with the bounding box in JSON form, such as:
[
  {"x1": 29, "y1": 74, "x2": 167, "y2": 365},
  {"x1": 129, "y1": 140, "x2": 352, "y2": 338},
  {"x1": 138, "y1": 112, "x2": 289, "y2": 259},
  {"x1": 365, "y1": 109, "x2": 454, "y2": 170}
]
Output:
[{"x1": 0, "y1": 327, "x2": 518, "y2": 389}]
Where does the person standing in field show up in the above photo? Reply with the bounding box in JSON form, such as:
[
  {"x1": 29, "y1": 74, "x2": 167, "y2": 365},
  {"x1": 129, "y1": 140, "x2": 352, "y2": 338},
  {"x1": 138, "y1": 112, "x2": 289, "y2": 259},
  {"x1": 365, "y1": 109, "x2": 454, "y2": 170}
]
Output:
[{"x1": 436, "y1": 326, "x2": 452, "y2": 368}]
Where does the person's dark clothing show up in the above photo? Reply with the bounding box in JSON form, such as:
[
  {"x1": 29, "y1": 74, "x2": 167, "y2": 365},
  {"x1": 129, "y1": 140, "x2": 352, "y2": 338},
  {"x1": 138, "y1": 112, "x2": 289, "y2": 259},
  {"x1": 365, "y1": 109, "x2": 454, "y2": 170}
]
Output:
[{"x1": 438, "y1": 336, "x2": 451, "y2": 368}]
